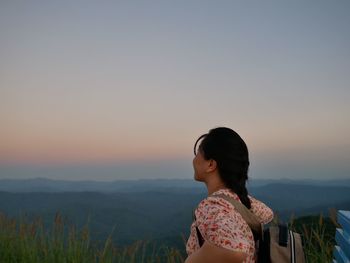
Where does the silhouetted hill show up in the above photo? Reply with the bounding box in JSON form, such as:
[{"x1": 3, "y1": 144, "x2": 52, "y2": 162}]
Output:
[{"x1": 0, "y1": 178, "x2": 202, "y2": 193}]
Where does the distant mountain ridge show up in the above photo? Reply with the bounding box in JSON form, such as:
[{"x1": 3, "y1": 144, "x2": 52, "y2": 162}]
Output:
[
  {"x1": 0, "y1": 177, "x2": 201, "y2": 192},
  {"x1": 1, "y1": 177, "x2": 350, "y2": 192}
]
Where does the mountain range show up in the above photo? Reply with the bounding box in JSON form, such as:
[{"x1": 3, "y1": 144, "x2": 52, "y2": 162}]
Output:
[{"x1": 0, "y1": 178, "x2": 349, "y2": 250}]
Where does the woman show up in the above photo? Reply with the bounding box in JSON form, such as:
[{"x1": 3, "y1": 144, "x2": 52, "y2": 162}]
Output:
[{"x1": 185, "y1": 127, "x2": 273, "y2": 263}]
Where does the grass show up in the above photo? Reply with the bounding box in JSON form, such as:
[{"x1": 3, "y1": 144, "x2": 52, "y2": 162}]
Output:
[
  {"x1": 0, "y1": 211, "x2": 340, "y2": 263},
  {"x1": 0, "y1": 212, "x2": 184, "y2": 263},
  {"x1": 288, "y1": 209, "x2": 339, "y2": 263}
]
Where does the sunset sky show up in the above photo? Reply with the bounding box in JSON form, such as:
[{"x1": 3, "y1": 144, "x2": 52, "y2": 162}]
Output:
[{"x1": 1, "y1": 1, "x2": 349, "y2": 180}]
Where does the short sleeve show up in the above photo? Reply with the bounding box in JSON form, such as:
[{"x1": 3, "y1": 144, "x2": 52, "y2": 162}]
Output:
[{"x1": 249, "y1": 196, "x2": 274, "y2": 224}]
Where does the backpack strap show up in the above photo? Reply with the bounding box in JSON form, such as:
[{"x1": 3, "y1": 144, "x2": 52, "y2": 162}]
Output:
[
  {"x1": 193, "y1": 211, "x2": 205, "y2": 247},
  {"x1": 212, "y1": 193, "x2": 263, "y2": 237},
  {"x1": 278, "y1": 224, "x2": 288, "y2": 247}
]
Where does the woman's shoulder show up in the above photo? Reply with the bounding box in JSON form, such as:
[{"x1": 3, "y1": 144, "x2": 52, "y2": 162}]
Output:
[
  {"x1": 195, "y1": 190, "x2": 232, "y2": 217},
  {"x1": 195, "y1": 189, "x2": 239, "y2": 219}
]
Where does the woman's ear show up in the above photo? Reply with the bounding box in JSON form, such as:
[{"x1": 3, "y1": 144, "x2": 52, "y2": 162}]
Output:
[{"x1": 206, "y1": 159, "x2": 217, "y2": 173}]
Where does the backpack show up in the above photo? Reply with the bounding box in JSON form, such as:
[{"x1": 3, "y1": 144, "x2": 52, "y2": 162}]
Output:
[{"x1": 194, "y1": 194, "x2": 305, "y2": 263}]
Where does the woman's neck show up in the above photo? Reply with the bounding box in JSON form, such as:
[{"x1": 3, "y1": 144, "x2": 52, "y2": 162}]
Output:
[{"x1": 205, "y1": 179, "x2": 227, "y2": 195}]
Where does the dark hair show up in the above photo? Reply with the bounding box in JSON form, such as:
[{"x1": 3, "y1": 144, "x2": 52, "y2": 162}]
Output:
[{"x1": 194, "y1": 127, "x2": 251, "y2": 209}]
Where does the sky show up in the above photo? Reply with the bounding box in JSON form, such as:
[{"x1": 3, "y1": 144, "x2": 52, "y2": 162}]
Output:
[{"x1": 1, "y1": 0, "x2": 349, "y2": 181}]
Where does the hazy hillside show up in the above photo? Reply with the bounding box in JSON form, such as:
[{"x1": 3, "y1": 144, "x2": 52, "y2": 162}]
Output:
[
  {"x1": 0, "y1": 190, "x2": 204, "y2": 246},
  {"x1": 249, "y1": 183, "x2": 350, "y2": 219}
]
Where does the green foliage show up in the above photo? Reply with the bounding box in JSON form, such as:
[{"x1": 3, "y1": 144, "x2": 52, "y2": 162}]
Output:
[
  {"x1": 0, "y1": 213, "x2": 184, "y2": 263},
  {"x1": 288, "y1": 210, "x2": 339, "y2": 263}
]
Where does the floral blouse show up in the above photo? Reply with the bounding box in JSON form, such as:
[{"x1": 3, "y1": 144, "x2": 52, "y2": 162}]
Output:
[{"x1": 186, "y1": 188, "x2": 274, "y2": 263}]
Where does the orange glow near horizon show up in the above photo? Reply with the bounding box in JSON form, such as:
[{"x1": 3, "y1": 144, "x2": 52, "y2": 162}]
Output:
[
  {"x1": 0, "y1": 132, "x2": 193, "y2": 165},
  {"x1": 1, "y1": 128, "x2": 348, "y2": 166}
]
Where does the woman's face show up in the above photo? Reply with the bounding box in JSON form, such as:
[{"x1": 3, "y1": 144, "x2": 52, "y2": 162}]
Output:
[{"x1": 192, "y1": 147, "x2": 208, "y2": 182}]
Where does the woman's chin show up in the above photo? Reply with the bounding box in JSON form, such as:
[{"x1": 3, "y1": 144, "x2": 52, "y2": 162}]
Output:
[{"x1": 194, "y1": 174, "x2": 204, "y2": 182}]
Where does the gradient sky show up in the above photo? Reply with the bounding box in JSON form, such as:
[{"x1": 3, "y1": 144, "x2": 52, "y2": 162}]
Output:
[{"x1": 1, "y1": 1, "x2": 349, "y2": 180}]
